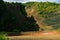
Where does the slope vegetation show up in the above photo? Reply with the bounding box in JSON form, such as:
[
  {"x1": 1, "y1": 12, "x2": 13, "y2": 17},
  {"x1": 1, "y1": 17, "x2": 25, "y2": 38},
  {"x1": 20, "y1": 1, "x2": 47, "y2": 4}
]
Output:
[{"x1": 25, "y1": 2, "x2": 60, "y2": 31}]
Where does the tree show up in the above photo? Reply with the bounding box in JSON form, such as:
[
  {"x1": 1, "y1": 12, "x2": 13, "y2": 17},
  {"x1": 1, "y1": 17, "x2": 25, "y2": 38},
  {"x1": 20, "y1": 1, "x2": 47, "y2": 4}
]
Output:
[
  {"x1": 0, "y1": 0, "x2": 4, "y2": 3},
  {"x1": 0, "y1": 0, "x2": 5, "y2": 31}
]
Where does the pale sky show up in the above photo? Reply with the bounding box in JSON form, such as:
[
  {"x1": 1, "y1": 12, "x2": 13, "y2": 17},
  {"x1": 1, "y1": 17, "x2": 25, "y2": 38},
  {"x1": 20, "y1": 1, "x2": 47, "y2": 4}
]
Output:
[{"x1": 3, "y1": 0, "x2": 60, "y2": 3}]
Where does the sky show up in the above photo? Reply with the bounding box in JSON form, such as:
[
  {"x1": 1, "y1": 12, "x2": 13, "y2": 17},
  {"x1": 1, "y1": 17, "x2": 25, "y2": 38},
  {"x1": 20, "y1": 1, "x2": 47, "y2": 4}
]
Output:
[{"x1": 3, "y1": 0, "x2": 60, "y2": 3}]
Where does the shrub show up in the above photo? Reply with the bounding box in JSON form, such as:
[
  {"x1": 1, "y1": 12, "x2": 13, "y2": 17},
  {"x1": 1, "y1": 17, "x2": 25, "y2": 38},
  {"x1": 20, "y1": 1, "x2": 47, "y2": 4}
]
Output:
[{"x1": 0, "y1": 34, "x2": 8, "y2": 40}]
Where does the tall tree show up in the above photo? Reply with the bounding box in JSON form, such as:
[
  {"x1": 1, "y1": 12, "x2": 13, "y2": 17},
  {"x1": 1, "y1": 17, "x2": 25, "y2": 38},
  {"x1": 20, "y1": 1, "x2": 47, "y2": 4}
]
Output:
[
  {"x1": 0, "y1": 0, "x2": 5, "y2": 31},
  {"x1": 0, "y1": 0, "x2": 4, "y2": 3}
]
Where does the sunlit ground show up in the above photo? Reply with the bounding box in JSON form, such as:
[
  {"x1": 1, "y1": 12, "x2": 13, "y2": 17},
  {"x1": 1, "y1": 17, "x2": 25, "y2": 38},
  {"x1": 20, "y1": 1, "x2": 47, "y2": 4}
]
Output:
[{"x1": 7, "y1": 31, "x2": 60, "y2": 40}]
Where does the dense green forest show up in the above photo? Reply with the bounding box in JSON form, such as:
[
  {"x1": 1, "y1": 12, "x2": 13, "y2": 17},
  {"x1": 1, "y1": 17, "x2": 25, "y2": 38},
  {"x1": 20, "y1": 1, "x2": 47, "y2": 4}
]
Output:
[
  {"x1": 0, "y1": 0, "x2": 60, "y2": 32},
  {"x1": 0, "y1": 0, "x2": 39, "y2": 32}
]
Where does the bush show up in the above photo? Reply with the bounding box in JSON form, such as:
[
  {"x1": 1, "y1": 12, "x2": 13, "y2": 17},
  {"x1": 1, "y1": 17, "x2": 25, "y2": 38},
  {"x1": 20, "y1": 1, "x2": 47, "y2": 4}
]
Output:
[{"x1": 0, "y1": 34, "x2": 8, "y2": 40}]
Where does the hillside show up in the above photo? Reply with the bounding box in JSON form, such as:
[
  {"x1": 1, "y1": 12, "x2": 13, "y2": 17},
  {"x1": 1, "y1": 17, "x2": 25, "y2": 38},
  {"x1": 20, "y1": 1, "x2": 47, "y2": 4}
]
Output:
[
  {"x1": 25, "y1": 2, "x2": 60, "y2": 31},
  {"x1": 0, "y1": 1, "x2": 60, "y2": 32}
]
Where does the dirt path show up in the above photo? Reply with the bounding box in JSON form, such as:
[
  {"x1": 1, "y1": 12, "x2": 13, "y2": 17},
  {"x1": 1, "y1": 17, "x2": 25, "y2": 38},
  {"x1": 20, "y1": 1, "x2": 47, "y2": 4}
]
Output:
[
  {"x1": 7, "y1": 35, "x2": 60, "y2": 40},
  {"x1": 7, "y1": 32, "x2": 60, "y2": 40}
]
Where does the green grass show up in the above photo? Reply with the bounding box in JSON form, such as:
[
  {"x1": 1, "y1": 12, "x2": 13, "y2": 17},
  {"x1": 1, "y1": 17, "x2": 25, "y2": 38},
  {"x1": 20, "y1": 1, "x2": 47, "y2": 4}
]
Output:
[{"x1": 0, "y1": 33, "x2": 8, "y2": 40}]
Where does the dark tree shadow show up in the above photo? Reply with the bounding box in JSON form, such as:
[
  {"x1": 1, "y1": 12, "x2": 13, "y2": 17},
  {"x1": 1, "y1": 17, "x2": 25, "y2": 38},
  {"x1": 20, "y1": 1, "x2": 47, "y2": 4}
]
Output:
[{"x1": 21, "y1": 16, "x2": 40, "y2": 32}]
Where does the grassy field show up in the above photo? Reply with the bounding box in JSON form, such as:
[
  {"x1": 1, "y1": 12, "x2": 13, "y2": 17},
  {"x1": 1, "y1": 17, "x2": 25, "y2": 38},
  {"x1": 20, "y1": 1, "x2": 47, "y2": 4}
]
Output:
[{"x1": 7, "y1": 32, "x2": 60, "y2": 40}]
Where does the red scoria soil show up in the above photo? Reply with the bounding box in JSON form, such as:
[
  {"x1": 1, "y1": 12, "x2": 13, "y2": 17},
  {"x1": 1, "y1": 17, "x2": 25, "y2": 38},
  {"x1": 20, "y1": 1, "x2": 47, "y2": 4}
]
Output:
[
  {"x1": 8, "y1": 31, "x2": 60, "y2": 36},
  {"x1": 21, "y1": 31, "x2": 60, "y2": 36}
]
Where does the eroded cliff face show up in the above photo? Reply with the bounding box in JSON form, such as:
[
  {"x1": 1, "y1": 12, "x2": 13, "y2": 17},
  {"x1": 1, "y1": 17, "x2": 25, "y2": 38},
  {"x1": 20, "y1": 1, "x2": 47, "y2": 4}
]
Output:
[
  {"x1": 25, "y1": 7, "x2": 50, "y2": 31},
  {"x1": 25, "y1": 7, "x2": 60, "y2": 31}
]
